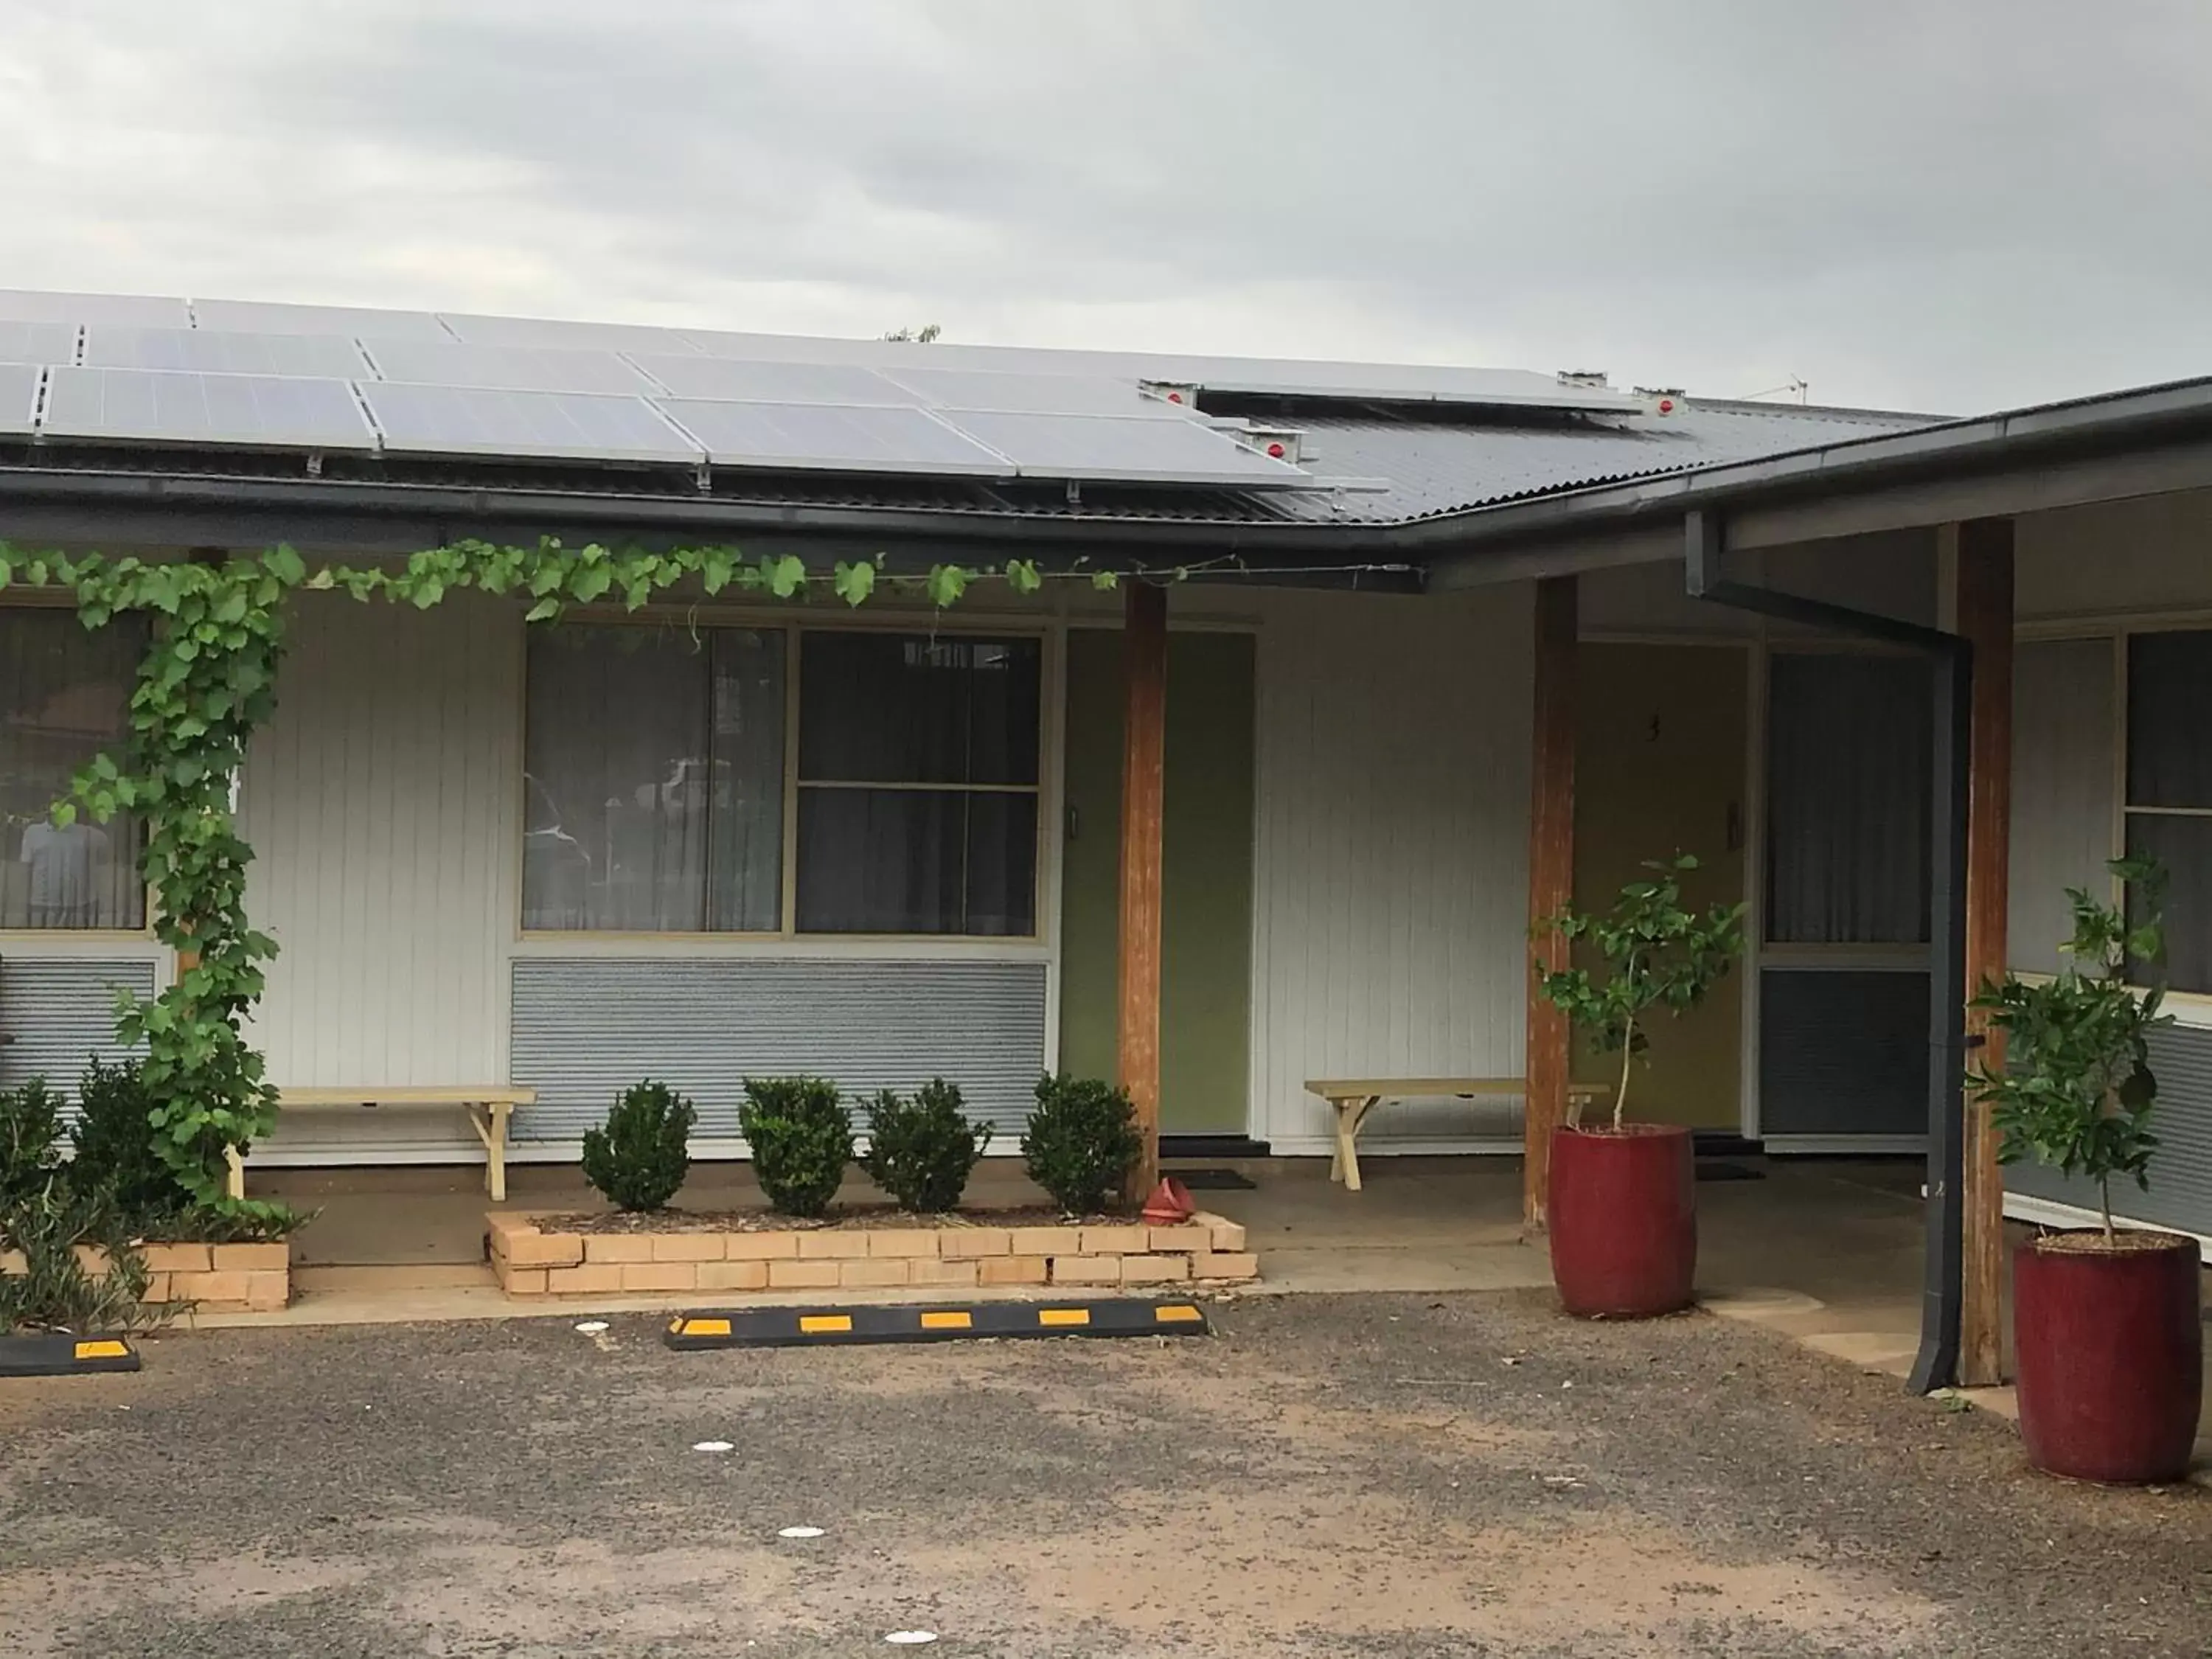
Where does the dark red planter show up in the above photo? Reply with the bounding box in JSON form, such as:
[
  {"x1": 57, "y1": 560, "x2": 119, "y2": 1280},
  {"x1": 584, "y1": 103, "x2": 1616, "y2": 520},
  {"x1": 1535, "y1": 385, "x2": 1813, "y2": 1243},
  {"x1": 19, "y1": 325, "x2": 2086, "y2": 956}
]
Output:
[
  {"x1": 2014, "y1": 1231, "x2": 2202, "y2": 1485},
  {"x1": 1548, "y1": 1123, "x2": 1696, "y2": 1318}
]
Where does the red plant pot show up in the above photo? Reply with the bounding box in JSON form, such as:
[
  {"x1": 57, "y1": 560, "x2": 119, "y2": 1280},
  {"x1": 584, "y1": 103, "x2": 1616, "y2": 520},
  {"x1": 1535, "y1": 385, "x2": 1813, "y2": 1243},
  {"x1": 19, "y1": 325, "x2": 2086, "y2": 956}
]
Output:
[
  {"x1": 1548, "y1": 1123, "x2": 1696, "y2": 1318},
  {"x1": 2014, "y1": 1231, "x2": 2202, "y2": 1485}
]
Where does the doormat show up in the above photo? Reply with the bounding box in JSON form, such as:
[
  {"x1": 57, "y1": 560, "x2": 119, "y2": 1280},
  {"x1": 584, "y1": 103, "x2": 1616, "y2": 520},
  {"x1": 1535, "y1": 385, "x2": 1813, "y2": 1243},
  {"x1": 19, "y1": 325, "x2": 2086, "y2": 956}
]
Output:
[
  {"x1": 1695, "y1": 1162, "x2": 1764, "y2": 1183},
  {"x1": 1169, "y1": 1169, "x2": 1257, "y2": 1191}
]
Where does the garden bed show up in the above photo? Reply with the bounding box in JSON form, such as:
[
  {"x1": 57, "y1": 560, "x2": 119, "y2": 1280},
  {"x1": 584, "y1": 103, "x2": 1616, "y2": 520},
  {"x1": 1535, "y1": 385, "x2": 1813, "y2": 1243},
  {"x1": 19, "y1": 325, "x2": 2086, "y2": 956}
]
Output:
[
  {"x1": 487, "y1": 1208, "x2": 1258, "y2": 1298},
  {"x1": 1, "y1": 1241, "x2": 291, "y2": 1314}
]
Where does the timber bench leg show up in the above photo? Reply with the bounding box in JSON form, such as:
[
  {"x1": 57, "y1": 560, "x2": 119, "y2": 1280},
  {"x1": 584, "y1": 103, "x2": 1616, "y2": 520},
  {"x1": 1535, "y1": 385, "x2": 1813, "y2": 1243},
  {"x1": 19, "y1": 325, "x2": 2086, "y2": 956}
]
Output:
[
  {"x1": 223, "y1": 1145, "x2": 246, "y2": 1201},
  {"x1": 1328, "y1": 1095, "x2": 1381, "y2": 1192},
  {"x1": 468, "y1": 1102, "x2": 510, "y2": 1203}
]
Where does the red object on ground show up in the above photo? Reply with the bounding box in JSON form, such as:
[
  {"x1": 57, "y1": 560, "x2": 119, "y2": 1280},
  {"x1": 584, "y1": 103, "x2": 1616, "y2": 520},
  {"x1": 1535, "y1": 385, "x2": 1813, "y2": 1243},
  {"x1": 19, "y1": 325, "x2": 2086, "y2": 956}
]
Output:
[
  {"x1": 2013, "y1": 1231, "x2": 2202, "y2": 1484},
  {"x1": 1141, "y1": 1178, "x2": 1197, "y2": 1225},
  {"x1": 1548, "y1": 1123, "x2": 1696, "y2": 1318}
]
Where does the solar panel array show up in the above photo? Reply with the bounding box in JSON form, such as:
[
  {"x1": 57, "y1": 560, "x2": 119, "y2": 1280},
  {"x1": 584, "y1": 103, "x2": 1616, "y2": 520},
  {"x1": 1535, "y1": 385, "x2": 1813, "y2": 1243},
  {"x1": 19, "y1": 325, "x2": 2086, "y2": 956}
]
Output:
[{"x1": 0, "y1": 287, "x2": 1646, "y2": 487}]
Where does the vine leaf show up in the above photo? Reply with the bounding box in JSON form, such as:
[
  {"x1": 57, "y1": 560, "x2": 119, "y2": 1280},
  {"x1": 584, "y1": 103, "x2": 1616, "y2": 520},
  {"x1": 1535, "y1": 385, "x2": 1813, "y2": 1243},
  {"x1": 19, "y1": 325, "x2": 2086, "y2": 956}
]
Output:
[
  {"x1": 833, "y1": 560, "x2": 877, "y2": 607},
  {"x1": 1004, "y1": 558, "x2": 1043, "y2": 595},
  {"x1": 925, "y1": 564, "x2": 970, "y2": 608}
]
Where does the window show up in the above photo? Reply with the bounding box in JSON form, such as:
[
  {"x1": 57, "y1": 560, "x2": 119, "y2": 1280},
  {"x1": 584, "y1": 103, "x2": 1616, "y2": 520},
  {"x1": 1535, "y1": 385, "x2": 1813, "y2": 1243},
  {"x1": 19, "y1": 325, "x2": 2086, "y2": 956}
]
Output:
[
  {"x1": 520, "y1": 623, "x2": 1043, "y2": 937},
  {"x1": 0, "y1": 610, "x2": 146, "y2": 931},
  {"x1": 523, "y1": 625, "x2": 785, "y2": 931},
  {"x1": 2125, "y1": 630, "x2": 2212, "y2": 991},
  {"x1": 796, "y1": 633, "x2": 1041, "y2": 935}
]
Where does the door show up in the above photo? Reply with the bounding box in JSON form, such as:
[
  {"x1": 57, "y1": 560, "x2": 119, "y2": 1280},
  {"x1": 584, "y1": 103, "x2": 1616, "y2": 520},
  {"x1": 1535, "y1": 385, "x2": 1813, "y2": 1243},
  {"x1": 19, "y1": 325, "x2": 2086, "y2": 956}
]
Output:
[
  {"x1": 1059, "y1": 629, "x2": 1255, "y2": 1135},
  {"x1": 1571, "y1": 643, "x2": 1748, "y2": 1129},
  {"x1": 1756, "y1": 649, "x2": 1934, "y2": 1144}
]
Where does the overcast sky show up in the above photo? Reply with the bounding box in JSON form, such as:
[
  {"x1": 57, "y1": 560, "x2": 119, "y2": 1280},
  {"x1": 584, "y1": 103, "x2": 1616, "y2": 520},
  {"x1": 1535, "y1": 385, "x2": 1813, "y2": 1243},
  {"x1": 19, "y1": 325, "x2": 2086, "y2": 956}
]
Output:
[{"x1": 2, "y1": 1, "x2": 2206, "y2": 415}]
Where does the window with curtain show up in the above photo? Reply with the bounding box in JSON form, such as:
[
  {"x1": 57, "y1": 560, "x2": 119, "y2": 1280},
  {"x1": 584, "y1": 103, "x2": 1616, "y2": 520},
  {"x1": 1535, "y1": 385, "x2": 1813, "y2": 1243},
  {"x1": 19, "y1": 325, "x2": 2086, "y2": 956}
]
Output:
[
  {"x1": 0, "y1": 610, "x2": 147, "y2": 931},
  {"x1": 2125, "y1": 630, "x2": 2212, "y2": 992},
  {"x1": 1764, "y1": 651, "x2": 1933, "y2": 945},
  {"x1": 522, "y1": 625, "x2": 785, "y2": 932},
  {"x1": 796, "y1": 632, "x2": 1041, "y2": 935}
]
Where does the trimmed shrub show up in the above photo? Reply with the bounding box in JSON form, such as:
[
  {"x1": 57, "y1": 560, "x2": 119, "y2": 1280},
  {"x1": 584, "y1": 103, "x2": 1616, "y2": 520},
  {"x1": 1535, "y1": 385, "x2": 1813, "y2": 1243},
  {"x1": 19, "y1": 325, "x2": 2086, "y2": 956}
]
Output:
[
  {"x1": 581, "y1": 1080, "x2": 696, "y2": 1212},
  {"x1": 1021, "y1": 1074, "x2": 1142, "y2": 1214},
  {"x1": 740, "y1": 1077, "x2": 853, "y2": 1219},
  {"x1": 0, "y1": 1079, "x2": 66, "y2": 1209},
  {"x1": 69, "y1": 1059, "x2": 187, "y2": 1227},
  {"x1": 861, "y1": 1079, "x2": 992, "y2": 1213}
]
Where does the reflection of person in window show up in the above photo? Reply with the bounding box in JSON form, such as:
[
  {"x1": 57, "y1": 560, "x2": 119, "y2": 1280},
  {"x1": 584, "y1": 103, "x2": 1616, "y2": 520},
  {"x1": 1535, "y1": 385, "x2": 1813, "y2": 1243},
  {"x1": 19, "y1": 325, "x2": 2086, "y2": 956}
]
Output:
[{"x1": 21, "y1": 818, "x2": 111, "y2": 928}]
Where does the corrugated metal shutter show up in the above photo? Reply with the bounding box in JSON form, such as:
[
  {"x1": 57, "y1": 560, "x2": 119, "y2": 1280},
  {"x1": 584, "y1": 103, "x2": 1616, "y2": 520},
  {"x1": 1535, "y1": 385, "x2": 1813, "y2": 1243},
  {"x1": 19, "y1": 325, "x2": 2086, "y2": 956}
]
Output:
[
  {"x1": 1759, "y1": 968, "x2": 1928, "y2": 1136},
  {"x1": 2007, "y1": 1022, "x2": 2212, "y2": 1236},
  {"x1": 510, "y1": 958, "x2": 1049, "y2": 1143},
  {"x1": 0, "y1": 956, "x2": 155, "y2": 1099}
]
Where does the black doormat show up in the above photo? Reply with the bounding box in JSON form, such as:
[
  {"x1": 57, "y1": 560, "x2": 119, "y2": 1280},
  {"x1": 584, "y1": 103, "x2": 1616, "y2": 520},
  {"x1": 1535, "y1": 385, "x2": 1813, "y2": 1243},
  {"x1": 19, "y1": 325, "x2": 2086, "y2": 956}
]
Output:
[
  {"x1": 1170, "y1": 1168, "x2": 1258, "y2": 1191},
  {"x1": 1695, "y1": 1162, "x2": 1764, "y2": 1183}
]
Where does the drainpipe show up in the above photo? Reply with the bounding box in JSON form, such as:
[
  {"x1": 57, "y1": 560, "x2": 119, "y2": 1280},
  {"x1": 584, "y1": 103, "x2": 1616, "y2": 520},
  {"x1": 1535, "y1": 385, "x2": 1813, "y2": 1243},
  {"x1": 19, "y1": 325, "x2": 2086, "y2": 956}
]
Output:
[{"x1": 1683, "y1": 510, "x2": 1969, "y2": 1396}]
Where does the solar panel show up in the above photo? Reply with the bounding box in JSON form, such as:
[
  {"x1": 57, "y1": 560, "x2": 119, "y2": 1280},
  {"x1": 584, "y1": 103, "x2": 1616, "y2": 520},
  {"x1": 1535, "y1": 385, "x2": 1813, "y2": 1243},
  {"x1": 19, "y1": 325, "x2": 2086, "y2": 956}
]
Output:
[
  {"x1": 879, "y1": 365, "x2": 1172, "y2": 420},
  {"x1": 0, "y1": 364, "x2": 38, "y2": 434},
  {"x1": 681, "y1": 329, "x2": 900, "y2": 365},
  {"x1": 0, "y1": 321, "x2": 77, "y2": 367},
  {"x1": 438, "y1": 313, "x2": 703, "y2": 356},
  {"x1": 939, "y1": 410, "x2": 1307, "y2": 485},
  {"x1": 0, "y1": 290, "x2": 192, "y2": 328},
  {"x1": 358, "y1": 383, "x2": 702, "y2": 463},
  {"x1": 83, "y1": 327, "x2": 369, "y2": 378},
  {"x1": 39, "y1": 368, "x2": 378, "y2": 450},
  {"x1": 629, "y1": 355, "x2": 920, "y2": 406},
  {"x1": 188, "y1": 298, "x2": 456, "y2": 340},
  {"x1": 652, "y1": 399, "x2": 1009, "y2": 473},
  {"x1": 364, "y1": 339, "x2": 658, "y2": 395}
]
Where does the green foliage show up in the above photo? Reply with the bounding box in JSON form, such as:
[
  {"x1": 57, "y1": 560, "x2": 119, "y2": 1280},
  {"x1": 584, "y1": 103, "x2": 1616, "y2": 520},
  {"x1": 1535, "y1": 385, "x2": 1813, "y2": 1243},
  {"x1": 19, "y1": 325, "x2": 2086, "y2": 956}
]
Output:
[
  {"x1": 580, "y1": 1080, "x2": 698, "y2": 1212},
  {"x1": 69, "y1": 1058, "x2": 191, "y2": 1228},
  {"x1": 740, "y1": 1077, "x2": 854, "y2": 1218},
  {"x1": 0, "y1": 1175, "x2": 159, "y2": 1334},
  {"x1": 861, "y1": 1079, "x2": 993, "y2": 1212},
  {"x1": 1970, "y1": 857, "x2": 2171, "y2": 1242},
  {"x1": 0, "y1": 1079, "x2": 66, "y2": 1207},
  {"x1": 1531, "y1": 855, "x2": 1746, "y2": 1130},
  {"x1": 1022, "y1": 1074, "x2": 1142, "y2": 1214}
]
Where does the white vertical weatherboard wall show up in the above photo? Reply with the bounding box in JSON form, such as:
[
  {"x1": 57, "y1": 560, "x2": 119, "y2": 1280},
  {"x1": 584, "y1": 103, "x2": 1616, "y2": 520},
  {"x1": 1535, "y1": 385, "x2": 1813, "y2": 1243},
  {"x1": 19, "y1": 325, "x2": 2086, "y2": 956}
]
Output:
[
  {"x1": 1247, "y1": 585, "x2": 1534, "y2": 1151},
  {"x1": 241, "y1": 590, "x2": 521, "y2": 1109}
]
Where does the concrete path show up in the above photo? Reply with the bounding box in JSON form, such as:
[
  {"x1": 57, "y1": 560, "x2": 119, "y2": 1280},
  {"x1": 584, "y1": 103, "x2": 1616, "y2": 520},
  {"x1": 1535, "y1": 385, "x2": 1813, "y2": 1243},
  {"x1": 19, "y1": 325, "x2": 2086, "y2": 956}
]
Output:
[{"x1": 5, "y1": 1291, "x2": 2208, "y2": 1657}]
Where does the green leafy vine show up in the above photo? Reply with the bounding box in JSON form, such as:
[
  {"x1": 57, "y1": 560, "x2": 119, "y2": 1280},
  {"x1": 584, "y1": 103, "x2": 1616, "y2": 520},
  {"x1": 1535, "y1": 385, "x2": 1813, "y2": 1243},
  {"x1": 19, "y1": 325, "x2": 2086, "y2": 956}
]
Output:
[{"x1": 0, "y1": 537, "x2": 1169, "y2": 1224}]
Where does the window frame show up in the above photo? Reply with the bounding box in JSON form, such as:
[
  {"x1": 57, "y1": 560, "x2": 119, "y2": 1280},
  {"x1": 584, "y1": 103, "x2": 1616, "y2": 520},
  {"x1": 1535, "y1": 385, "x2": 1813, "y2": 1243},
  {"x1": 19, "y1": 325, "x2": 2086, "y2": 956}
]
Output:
[
  {"x1": 515, "y1": 610, "x2": 1053, "y2": 946},
  {"x1": 0, "y1": 597, "x2": 155, "y2": 942},
  {"x1": 2121, "y1": 625, "x2": 2212, "y2": 995}
]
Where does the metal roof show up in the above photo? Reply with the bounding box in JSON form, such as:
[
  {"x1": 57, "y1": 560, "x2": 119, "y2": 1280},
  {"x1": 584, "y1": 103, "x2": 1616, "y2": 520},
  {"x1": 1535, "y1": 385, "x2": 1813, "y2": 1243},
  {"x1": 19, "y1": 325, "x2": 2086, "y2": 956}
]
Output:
[{"x1": 0, "y1": 286, "x2": 1957, "y2": 540}]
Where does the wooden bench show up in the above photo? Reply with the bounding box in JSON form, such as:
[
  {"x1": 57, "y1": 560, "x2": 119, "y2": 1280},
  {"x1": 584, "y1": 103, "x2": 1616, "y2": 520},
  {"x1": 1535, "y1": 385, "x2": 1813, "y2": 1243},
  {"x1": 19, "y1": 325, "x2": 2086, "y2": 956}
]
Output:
[
  {"x1": 223, "y1": 1087, "x2": 538, "y2": 1203},
  {"x1": 1306, "y1": 1077, "x2": 1609, "y2": 1192}
]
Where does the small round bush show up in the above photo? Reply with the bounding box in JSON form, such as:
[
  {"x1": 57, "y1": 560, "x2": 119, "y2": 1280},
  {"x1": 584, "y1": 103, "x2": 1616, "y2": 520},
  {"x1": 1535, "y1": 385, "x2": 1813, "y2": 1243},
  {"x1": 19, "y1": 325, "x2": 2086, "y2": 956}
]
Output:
[
  {"x1": 862, "y1": 1079, "x2": 992, "y2": 1213},
  {"x1": 740, "y1": 1077, "x2": 853, "y2": 1219},
  {"x1": 70, "y1": 1058, "x2": 187, "y2": 1227},
  {"x1": 581, "y1": 1080, "x2": 696, "y2": 1212},
  {"x1": 1021, "y1": 1074, "x2": 1141, "y2": 1214}
]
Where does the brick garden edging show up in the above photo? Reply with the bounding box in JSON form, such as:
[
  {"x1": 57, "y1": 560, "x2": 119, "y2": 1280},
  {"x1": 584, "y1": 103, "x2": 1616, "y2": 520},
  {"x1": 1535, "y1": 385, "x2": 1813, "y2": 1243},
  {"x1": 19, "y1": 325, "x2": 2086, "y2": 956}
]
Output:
[
  {"x1": 487, "y1": 1211, "x2": 1259, "y2": 1299},
  {"x1": 1, "y1": 1241, "x2": 291, "y2": 1313}
]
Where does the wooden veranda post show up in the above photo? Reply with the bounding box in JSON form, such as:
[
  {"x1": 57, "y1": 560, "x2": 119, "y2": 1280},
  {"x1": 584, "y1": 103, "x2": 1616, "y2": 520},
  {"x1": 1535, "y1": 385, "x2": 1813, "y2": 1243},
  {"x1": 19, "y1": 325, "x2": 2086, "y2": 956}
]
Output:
[
  {"x1": 1118, "y1": 579, "x2": 1169, "y2": 1203},
  {"x1": 1957, "y1": 518, "x2": 2014, "y2": 1388},
  {"x1": 1523, "y1": 576, "x2": 1578, "y2": 1231}
]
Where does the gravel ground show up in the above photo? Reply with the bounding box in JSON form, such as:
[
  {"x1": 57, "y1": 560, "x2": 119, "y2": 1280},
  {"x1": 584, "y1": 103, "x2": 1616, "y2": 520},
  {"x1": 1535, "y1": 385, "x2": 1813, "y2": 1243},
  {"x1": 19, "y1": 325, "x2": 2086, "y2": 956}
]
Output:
[{"x1": 3, "y1": 1290, "x2": 2208, "y2": 1658}]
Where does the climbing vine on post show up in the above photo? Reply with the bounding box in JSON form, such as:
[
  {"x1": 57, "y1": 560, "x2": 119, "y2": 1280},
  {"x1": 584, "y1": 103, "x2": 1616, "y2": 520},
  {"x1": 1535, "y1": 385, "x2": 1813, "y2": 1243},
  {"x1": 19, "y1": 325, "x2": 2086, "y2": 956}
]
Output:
[{"x1": 0, "y1": 535, "x2": 1170, "y2": 1223}]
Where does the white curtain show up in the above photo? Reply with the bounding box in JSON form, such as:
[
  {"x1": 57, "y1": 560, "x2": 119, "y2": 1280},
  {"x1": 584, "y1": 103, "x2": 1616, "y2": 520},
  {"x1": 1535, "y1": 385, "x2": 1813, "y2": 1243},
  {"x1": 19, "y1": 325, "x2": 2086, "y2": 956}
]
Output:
[
  {"x1": 522, "y1": 625, "x2": 783, "y2": 933},
  {"x1": 1765, "y1": 652, "x2": 1932, "y2": 945},
  {"x1": 0, "y1": 611, "x2": 145, "y2": 930}
]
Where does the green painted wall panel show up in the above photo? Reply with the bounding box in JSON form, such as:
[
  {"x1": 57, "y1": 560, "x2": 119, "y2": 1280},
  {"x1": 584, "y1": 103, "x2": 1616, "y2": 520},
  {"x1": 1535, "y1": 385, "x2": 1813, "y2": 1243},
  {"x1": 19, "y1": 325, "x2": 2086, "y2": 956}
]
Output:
[{"x1": 1058, "y1": 629, "x2": 1255, "y2": 1134}]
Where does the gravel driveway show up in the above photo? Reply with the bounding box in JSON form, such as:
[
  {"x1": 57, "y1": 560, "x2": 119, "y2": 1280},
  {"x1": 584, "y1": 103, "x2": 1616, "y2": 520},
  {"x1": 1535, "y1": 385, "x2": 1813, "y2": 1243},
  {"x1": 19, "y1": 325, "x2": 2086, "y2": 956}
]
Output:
[{"x1": 3, "y1": 1290, "x2": 2207, "y2": 1657}]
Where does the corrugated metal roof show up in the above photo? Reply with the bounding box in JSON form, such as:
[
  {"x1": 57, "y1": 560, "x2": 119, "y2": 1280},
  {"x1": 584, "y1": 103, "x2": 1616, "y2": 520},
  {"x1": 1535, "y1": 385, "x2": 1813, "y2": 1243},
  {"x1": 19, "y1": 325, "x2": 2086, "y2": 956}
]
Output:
[
  {"x1": 0, "y1": 286, "x2": 1949, "y2": 529},
  {"x1": 1255, "y1": 400, "x2": 1940, "y2": 524}
]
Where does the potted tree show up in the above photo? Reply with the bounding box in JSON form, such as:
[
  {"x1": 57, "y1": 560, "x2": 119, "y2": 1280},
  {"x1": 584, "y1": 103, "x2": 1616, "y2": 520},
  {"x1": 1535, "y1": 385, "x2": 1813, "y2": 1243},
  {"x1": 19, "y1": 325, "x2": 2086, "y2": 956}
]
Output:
[
  {"x1": 1533, "y1": 855, "x2": 1745, "y2": 1318},
  {"x1": 1970, "y1": 857, "x2": 2202, "y2": 1484}
]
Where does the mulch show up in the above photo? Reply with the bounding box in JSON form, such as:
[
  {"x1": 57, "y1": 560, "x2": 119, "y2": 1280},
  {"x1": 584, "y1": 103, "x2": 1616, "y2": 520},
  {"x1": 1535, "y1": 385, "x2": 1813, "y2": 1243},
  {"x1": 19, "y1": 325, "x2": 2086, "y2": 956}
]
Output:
[{"x1": 538, "y1": 1203, "x2": 1125, "y2": 1236}]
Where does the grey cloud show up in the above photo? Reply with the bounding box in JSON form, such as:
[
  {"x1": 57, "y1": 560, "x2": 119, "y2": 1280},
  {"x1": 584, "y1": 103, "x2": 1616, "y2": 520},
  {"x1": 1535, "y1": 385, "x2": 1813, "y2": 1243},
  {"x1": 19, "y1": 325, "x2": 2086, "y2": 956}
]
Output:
[{"x1": 3, "y1": 0, "x2": 2209, "y2": 412}]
